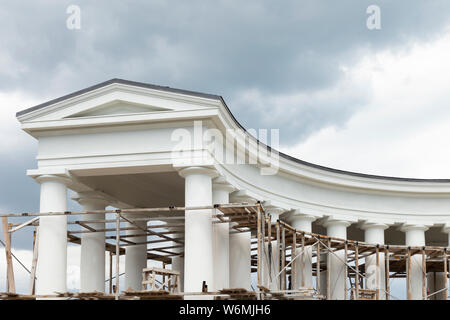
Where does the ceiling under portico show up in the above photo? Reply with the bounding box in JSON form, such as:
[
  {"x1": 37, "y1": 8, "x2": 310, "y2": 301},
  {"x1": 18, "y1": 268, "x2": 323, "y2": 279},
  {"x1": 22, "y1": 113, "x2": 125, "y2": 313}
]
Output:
[{"x1": 76, "y1": 171, "x2": 185, "y2": 208}]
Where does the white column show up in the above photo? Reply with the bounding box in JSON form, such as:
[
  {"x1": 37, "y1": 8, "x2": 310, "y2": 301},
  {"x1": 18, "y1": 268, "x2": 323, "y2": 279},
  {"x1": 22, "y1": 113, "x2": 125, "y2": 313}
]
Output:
[
  {"x1": 179, "y1": 167, "x2": 217, "y2": 293},
  {"x1": 73, "y1": 192, "x2": 108, "y2": 293},
  {"x1": 124, "y1": 213, "x2": 148, "y2": 291},
  {"x1": 361, "y1": 222, "x2": 388, "y2": 299},
  {"x1": 171, "y1": 248, "x2": 184, "y2": 292},
  {"x1": 447, "y1": 229, "x2": 450, "y2": 248},
  {"x1": 166, "y1": 222, "x2": 185, "y2": 292},
  {"x1": 290, "y1": 213, "x2": 316, "y2": 289},
  {"x1": 324, "y1": 219, "x2": 351, "y2": 300},
  {"x1": 35, "y1": 175, "x2": 69, "y2": 296},
  {"x1": 263, "y1": 205, "x2": 285, "y2": 290},
  {"x1": 229, "y1": 231, "x2": 252, "y2": 290},
  {"x1": 401, "y1": 224, "x2": 428, "y2": 300},
  {"x1": 212, "y1": 178, "x2": 234, "y2": 290},
  {"x1": 228, "y1": 192, "x2": 254, "y2": 290}
]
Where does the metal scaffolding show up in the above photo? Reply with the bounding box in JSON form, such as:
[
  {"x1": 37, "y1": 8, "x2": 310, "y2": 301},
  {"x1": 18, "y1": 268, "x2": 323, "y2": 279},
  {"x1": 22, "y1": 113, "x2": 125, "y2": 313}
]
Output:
[{"x1": 0, "y1": 202, "x2": 448, "y2": 300}]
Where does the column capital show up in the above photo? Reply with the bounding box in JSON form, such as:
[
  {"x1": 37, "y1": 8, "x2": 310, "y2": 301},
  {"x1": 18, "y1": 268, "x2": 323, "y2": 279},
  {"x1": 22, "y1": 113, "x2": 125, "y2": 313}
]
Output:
[
  {"x1": 212, "y1": 177, "x2": 236, "y2": 193},
  {"x1": 399, "y1": 224, "x2": 429, "y2": 233},
  {"x1": 286, "y1": 209, "x2": 318, "y2": 223},
  {"x1": 35, "y1": 174, "x2": 71, "y2": 185},
  {"x1": 263, "y1": 204, "x2": 286, "y2": 215},
  {"x1": 71, "y1": 191, "x2": 109, "y2": 207},
  {"x1": 177, "y1": 166, "x2": 219, "y2": 179},
  {"x1": 230, "y1": 190, "x2": 258, "y2": 204},
  {"x1": 322, "y1": 218, "x2": 352, "y2": 229},
  {"x1": 263, "y1": 204, "x2": 286, "y2": 223},
  {"x1": 359, "y1": 222, "x2": 389, "y2": 231}
]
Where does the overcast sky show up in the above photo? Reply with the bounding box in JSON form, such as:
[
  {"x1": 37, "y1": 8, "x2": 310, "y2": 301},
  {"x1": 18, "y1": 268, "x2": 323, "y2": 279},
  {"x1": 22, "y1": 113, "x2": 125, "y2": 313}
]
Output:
[{"x1": 2, "y1": 1, "x2": 450, "y2": 293}]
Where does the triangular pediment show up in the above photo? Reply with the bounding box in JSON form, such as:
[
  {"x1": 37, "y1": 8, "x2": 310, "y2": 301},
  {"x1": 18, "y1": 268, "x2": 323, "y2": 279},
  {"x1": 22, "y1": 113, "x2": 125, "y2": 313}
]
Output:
[
  {"x1": 17, "y1": 80, "x2": 222, "y2": 123},
  {"x1": 65, "y1": 100, "x2": 172, "y2": 118}
]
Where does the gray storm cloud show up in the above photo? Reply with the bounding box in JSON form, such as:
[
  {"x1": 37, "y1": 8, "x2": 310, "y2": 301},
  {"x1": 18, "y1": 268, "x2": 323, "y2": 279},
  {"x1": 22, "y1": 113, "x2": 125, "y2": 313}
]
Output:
[{"x1": 1, "y1": 0, "x2": 450, "y2": 142}]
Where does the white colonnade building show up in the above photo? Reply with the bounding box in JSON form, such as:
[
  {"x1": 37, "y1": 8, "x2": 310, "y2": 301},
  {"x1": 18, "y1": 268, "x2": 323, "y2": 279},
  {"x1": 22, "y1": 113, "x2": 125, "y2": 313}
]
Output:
[{"x1": 15, "y1": 79, "x2": 450, "y2": 300}]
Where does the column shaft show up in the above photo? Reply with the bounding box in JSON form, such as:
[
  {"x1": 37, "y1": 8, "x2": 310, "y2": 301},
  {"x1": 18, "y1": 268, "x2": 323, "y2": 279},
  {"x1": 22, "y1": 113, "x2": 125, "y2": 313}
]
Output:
[
  {"x1": 262, "y1": 207, "x2": 283, "y2": 290},
  {"x1": 80, "y1": 199, "x2": 106, "y2": 292},
  {"x1": 229, "y1": 232, "x2": 251, "y2": 290},
  {"x1": 36, "y1": 176, "x2": 68, "y2": 296},
  {"x1": 180, "y1": 167, "x2": 215, "y2": 293},
  {"x1": 125, "y1": 217, "x2": 147, "y2": 291},
  {"x1": 172, "y1": 254, "x2": 184, "y2": 292},
  {"x1": 325, "y1": 221, "x2": 349, "y2": 300},
  {"x1": 212, "y1": 184, "x2": 232, "y2": 290},
  {"x1": 404, "y1": 226, "x2": 427, "y2": 300},
  {"x1": 291, "y1": 216, "x2": 315, "y2": 289},
  {"x1": 363, "y1": 224, "x2": 387, "y2": 299},
  {"x1": 170, "y1": 226, "x2": 185, "y2": 292}
]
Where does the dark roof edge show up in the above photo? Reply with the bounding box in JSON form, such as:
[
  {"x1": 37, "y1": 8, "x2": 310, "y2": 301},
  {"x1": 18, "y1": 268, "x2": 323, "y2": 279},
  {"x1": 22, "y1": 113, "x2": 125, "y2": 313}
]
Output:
[{"x1": 16, "y1": 78, "x2": 450, "y2": 183}]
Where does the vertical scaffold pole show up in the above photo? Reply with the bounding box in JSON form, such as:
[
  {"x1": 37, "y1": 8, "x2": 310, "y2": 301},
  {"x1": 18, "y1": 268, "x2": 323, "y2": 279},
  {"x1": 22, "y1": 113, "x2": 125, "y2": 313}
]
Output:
[
  {"x1": 281, "y1": 227, "x2": 286, "y2": 290},
  {"x1": 2, "y1": 217, "x2": 15, "y2": 293},
  {"x1": 407, "y1": 247, "x2": 412, "y2": 300},
  {"x1": 385, "y1": 246, "x2": 390, "y2": 300},
  {"x1": 376, "y1": 245, "x2": 380, "y2": 300},
  {"x1": 268, "y1": 216, "x2": 272, "y2": 283},
  {"x1": 276, "y1": 221, "x2": 280, "y2": 289},
  {"x1": 256, "y1": 204, "x2": 262, "y2": 289},
  {"x1": 301, "y1": 233, "x2": 305, "y2": 288},
  {"x1": 444, "y1": 248, "x2": 448, "y2": 301},
  {"x1": 30, "y1": 227, "x2": 39, "y2": 295},
  {"x1": 261, "y1": 208, "x2": 266, "y2": 290},
  {"x1": 355, "y1": 242, "x2": 359, "y2": 300},
  {"x1": 109, "y1": 251, "x2": 113, "y2": 294},
  {"x1": 115, "y1": 211, "x2": 121, "y2": 300},
  {"x1": 327, "y1": 238, "x2": 331, "y2": 300},
  {"x1": 344, "y1": 241, "x2": 348, "y2": 300},
  {"x1": 291, "y1": 230, "x2": 297, "y2": 290},
  {"x1": 422, "y1": 247, "x2": 426, "y2": 300},
  {"x1": 317, "y1": 239, "x2": 321, "y2": 295}
]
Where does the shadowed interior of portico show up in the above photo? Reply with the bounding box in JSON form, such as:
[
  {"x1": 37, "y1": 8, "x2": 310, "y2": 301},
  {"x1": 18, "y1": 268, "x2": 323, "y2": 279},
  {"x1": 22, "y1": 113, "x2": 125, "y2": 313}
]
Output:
[{"x1": 77, "y1": 172, "x2": 185, "y2": 208}]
